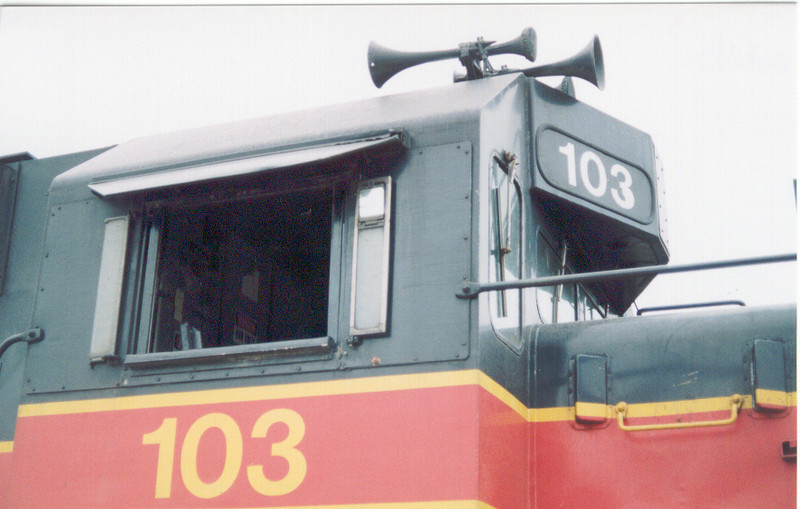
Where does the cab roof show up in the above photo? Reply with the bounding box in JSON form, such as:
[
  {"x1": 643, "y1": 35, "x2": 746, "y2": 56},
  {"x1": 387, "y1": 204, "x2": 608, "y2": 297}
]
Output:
[{"x1": 52, "y1": 73, "x2": 523, "y2": 193}]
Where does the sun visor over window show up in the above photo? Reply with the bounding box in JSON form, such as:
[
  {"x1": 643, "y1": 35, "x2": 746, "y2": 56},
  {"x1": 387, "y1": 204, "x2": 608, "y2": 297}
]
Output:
[{"x1": 88, "y1": 132, "x2": 408, "y2": 198}]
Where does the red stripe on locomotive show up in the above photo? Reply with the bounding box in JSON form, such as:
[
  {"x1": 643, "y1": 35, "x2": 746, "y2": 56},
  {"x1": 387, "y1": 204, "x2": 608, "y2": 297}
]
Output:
[
  {"x1": 5, "y1": 375, "x2": 795, "y2": 508},
  {"x1": 6, "y1": 383, "x2": 527, "y2": 508}
]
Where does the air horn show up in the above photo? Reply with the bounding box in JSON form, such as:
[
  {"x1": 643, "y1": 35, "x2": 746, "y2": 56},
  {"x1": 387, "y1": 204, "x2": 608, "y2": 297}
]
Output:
[
  {"x1": 520, "y1": 35, "x2": 604, "y2": 90},
  {"x1": 368, "y1": 29, "x2": 604, "y2": 91},
  {"x1": 368, "y1": 27, "x2": 537, "y2": 88}
]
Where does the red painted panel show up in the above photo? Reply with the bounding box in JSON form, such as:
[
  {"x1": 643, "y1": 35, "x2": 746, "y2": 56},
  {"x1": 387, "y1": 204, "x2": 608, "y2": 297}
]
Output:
[
  {"x1": 5, "y1": 381, "x2": 797, "y2": 509},
  {"x1": 533, "y1": 408, "x2": 797, "y2": 508},
  {"x1": 6, "y1": 386, "x2": 486, "y2": 508},
  {"x1": 0, "y1": 450, "x2": 12, "y2": 504},
  {"x1": 477, "y1": 390, "x2": 528, "y2": 509}
]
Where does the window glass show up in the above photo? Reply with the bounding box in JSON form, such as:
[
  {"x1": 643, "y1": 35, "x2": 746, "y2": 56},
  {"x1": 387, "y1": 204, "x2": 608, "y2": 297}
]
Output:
[
  {"x1": 536, "y1": 233, "x2": 602, "y2": 323},
  {"x1": 536, "y1": 236, "x2": 575, "y2": 323},
  {"x1": 142, "y1": 187, "x2": 332, "y2": 353},
  {"x1": 351, "y1": 177, "x2": 392, "y2": 336},
  {"x1": 488, "y1": 153, "x2": 521, "y2": 323},
  {"x1": 578, "y1": 281, "x2": 605, "y2": 320}
]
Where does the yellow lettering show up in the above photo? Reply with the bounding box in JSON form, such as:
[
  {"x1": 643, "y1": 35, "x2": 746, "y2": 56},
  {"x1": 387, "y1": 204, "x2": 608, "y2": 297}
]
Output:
[
  {"x1": 246, "y1": 408, "x2": 307, "y2": 496},
  {"x1": 142, "y1": 418, "x2": 177, "y2": 499},
  {"x1": 180, "y1": 412, "x2": 243, "y2": 499},
  {"x1": 143, "y1": 409, "x2": 306, "y2": 499}
]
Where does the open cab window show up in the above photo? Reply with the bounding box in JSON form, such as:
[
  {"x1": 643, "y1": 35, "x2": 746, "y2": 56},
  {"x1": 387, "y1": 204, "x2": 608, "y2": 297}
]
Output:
[
  {"x1": 87, "y1": 133, "x2": 405, "y2": 367},
  {"x1": 141, "y1": 187, "x2": 332, "y2": 353},
  {"x1": 118, "y1": 182, "x2": 344, "y2": 368}
]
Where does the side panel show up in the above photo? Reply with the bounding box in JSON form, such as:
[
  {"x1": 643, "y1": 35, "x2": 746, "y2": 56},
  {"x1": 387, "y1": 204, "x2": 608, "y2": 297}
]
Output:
[
  {"x1": 7, "y1": 133, "x2": 479, "y2": 505},
  {"x1": 5, "y1": 371, "x2": 530, "y2": 508},
  {"x1": 356, "y1": 142, "x2": 472, "y2": 366},
  {"x1": 532, "y1": 305, "x2": 797, "y2": 507},
  {"x1": 0, "y1": 149, "x2": 109, "y2": 493},
  {"x1": 476, "y1": 76, "x2": 530, "y2": 356},
  {"x1": 534, "y1": 406, "x2": 796, "y2": 508},
  {"x1": 22, "y1": 141, "x2": 473, "y2": 396},
  {"x1": 0, "y1": 441, "x2": 10, "y2": 501}
]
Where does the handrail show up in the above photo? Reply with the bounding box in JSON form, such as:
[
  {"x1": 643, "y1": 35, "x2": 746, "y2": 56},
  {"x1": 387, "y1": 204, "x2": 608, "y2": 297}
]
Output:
[
  {"x1": 636, "y1": 300, "x2": 746, "y2": 315},
  {"x1": 0, "y1": 327, "x2": 43, "y2": 375},
  {"x1": 615, "y1": 394, "x2": 742, "y2": 432},
  {"x1": 456, "y1": 253, "x2": 796, "y2": 299}
]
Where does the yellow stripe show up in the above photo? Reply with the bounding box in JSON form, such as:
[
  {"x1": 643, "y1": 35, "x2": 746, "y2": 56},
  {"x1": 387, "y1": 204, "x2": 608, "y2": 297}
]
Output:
[
  {"x1": 215, "y1": 502, "x2": 495, "y2": 509},
  {"x1": 755, "y1": 388, "x2": 789, "y2": 407},
  {"x1": 17, "y1": 369, "x2": 530, "y2": 421},
  {"x1": 530, "y1": 393, "x2": 796, "y2": 422},
  {"x1": 529, "y1": 406, "x2": 573, "y2": 422},
  {"x1": 15, "y1": 369, "x2": 797, "y2": 423},
  {"x1": 19, "y1": 370, "x2": 494, "y2": 418},
  {"x1": 472, "y1": 371, "x2": 529, "y2": 420},
  {"x1": 575, "y1": 401, "x2": 608, "y2": 420},
  {"x1": 0, "y1": 441, "x2": 12, "y2": 453}
]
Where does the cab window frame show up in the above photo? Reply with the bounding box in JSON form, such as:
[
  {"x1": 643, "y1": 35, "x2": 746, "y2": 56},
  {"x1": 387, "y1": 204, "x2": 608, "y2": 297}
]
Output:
[
  {"x1": 487, "y1": 150, "x2": 523, "y2": 348},
  {"x1": 535, "y1": 230, "x2": 606, "y2": 324},
  {"x1": 86, "y1": 133, "x2": 407, "y2": 370},
  {"x1": 120, "y1": 173, "x2": 349, "y2": 369}
]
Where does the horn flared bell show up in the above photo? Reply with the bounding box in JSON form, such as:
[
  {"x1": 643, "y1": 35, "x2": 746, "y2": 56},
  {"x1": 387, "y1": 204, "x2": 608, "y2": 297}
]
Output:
[
  {"x1": 367, "y1": 43, "x2": 459, "y2": 88},
  {"x1": 522, "y1": 35, "x2": 605, "y2": 90},
  {"x1": 486, "y1": 27, "x2": 536, "y2": 61}
]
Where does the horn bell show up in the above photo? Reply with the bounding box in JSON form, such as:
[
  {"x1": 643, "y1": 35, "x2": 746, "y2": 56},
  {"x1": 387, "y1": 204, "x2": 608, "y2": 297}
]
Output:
[
  {"x1": 521, "y1": 35, "x2": 605, "y2": 90},
  {"x1": 486, "y1": 27, "x2": 537, "y2": 62},
  {"x1": 368, "y1": 41, "x2": 459, "y2": 88}
]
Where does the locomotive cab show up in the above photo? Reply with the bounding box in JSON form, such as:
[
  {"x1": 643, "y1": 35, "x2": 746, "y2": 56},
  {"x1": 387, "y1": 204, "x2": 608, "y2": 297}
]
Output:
[
  {"x1": 0, "y1": 28, "x2": 794, "y2": 509},
  {"x1": 46, "y1": 68, "x2": 665, "y2": 376}
]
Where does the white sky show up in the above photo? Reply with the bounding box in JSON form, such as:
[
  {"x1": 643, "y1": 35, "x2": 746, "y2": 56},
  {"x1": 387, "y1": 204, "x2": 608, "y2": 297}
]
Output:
[{"x1": 0, "y1": 4, "x2": 796, "y2": 310}]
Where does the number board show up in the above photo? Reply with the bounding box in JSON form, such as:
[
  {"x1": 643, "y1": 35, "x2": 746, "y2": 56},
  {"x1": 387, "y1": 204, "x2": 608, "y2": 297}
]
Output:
[
  {"x1": 527, "y1": 80, "x2": 668, "y2": 312},
  {"x1": 536, "y1": 128, "x2": 653, "y2": 224}
]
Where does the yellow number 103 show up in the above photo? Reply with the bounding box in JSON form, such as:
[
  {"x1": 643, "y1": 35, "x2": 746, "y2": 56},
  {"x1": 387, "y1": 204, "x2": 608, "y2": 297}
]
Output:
[{"x1": 142, "y1": 409, "x2": 307, "y2": 499}]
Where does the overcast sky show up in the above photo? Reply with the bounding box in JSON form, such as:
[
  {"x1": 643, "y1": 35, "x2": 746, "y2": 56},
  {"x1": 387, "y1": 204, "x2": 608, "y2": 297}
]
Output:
[{"x1": 0, "y1": 4, "x2": 796, "y2": 310}]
